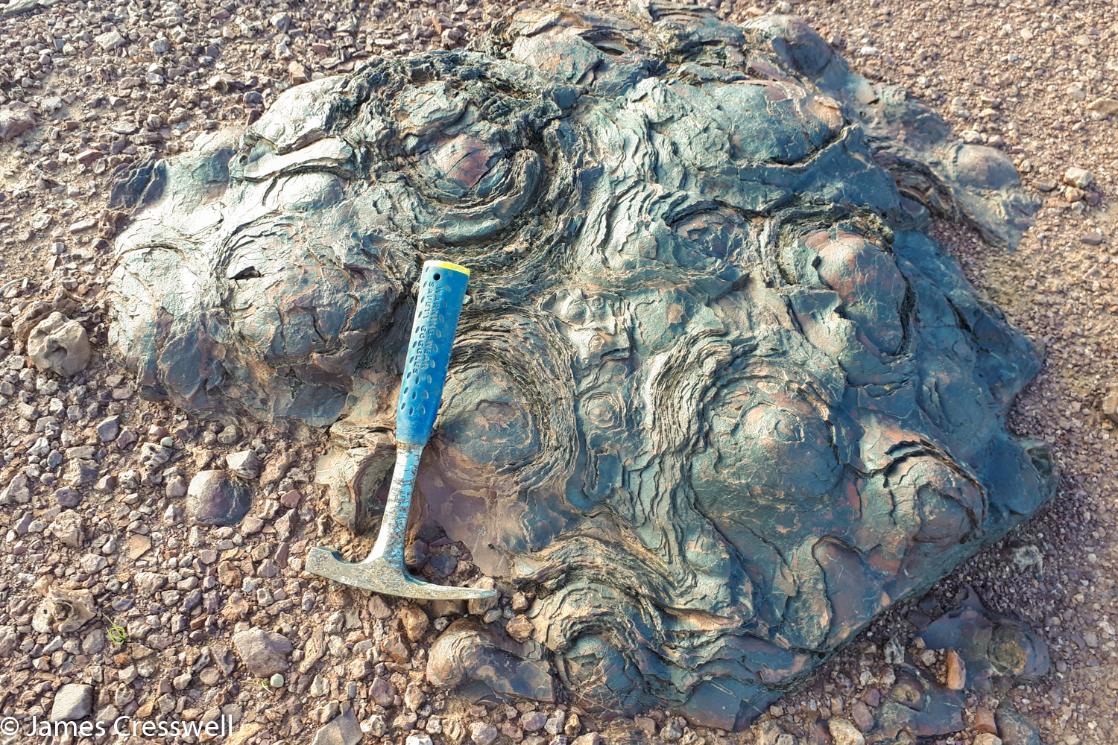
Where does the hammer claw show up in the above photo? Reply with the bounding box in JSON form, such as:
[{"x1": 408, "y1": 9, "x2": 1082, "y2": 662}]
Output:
[{"x1": 305, "y1": 547, "x2": 496, "y2": 601}]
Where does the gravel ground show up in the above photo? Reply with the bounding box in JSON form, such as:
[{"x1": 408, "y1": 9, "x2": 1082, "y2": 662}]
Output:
[{"x1": 0, "y1": 0, "x2": 1115, "y2": 744}]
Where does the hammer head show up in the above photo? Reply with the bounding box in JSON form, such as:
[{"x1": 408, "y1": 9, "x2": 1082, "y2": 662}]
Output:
[{"x1": 305, "y1": 547, "x2": 497, "y2": 601}]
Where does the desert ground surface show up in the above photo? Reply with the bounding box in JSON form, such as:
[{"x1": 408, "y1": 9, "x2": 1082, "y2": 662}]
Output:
[{"x1": 0, "y1": 0, "x2": 1115, "y2": 743}]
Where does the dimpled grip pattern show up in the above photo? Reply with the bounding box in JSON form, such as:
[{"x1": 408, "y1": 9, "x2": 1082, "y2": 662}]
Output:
[{"x1": 395, "y1": 261, "x2": 470, "y2": 446}]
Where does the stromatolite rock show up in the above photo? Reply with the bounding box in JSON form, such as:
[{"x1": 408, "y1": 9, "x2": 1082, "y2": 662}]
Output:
[
  {"x1": 919, "y1": 587, "x2": 1050, "y2": 690},
  {"x1": 427, "y1": 620, "x2": 555, "y2": 702},
  {"x1": 106, "y1": 1, "x2": 1053, "y2": 729},
  {"x1": 873, "y1": 664, "x2": 964, "y2": 742}
]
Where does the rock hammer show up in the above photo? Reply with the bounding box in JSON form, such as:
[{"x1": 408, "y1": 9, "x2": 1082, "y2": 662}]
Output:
[{"x1": 306, "y1": 260, "x2": 496, "y2": 600}]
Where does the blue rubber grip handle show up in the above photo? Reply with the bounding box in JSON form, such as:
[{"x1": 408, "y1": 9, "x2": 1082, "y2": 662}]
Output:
[{"x1": 395, "y1": 260, "x2": 471, "y2": 447}]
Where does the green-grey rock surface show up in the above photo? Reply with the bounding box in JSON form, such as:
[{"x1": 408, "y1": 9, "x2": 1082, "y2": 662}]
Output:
[{"x1": 107, "y1": 1, "x2": 1053, "y2": 729}]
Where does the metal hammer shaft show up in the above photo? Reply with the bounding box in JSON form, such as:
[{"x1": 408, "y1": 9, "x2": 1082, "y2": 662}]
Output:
[{"x1": 364, "y1": 442, "x2": 423, "y2": 568}]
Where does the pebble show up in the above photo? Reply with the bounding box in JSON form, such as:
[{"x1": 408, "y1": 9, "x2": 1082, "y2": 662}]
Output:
[
  {"x1": 55, "y1": 487, "x2": 81, "y2": 508},
  {"x1": 571, "y1": 734, "x2": 603, "y2": 745},
  {"x1": 95, "y1": 416, "x2": 121, "y2": 442},
  {"x1": 996, "y1": 705, "x2": 1041, "y2": 745},
  {"x1": 851, "y1": 700, "x2": 874, "y2": 731},
  {"x1": 975, "y1": 735, "x2": 1003, "y2": 745},
  {"x1": 365, "y1": 715, "x2": 387, "y2": 737},
  {"x1": 544, "y1": 710, "x2": 566, "y2": 735},
  {"x1": 311, "y1": 709, "x2": 362, "y2": 745},
  {"x1": 94, "y1": 30, "x2": 125, "y2": 50},
  {"x1": 1012, "y1": 544, "x2": 1044, "y2": 574},
  {"x1": 187, "y1": 470, "x2": 251, "y2": 525},
  {"x1": 399, "y1": 604, "x2": 429, "y2": 642},
  {"x1": 828, "y1": 718, "x2": 865, "y2": 745},
  {"x1": 134, "y1": 570, "x2": 166, "y2": 596},
  {"x1": 279, "y1": 489, "x2": 302, "y2": 508},
  {"x1": 370, "y1": 676, "x2": 395, "y2": 707},
  {"x1": 231, "y1": 627, "x2": 292, "y2": 676},
  {"x1": 165, "y1": 474, "x2": 188, "y2": 498},
  {"x1": 27, "y1": 313, "x2": 91, "y2": 377},
  {"x1": 470, "y1": 722, "x2": 499, "y2": 745},
  {"x1": 660, "y1": 718, "x2": 684, "y2": 740},
  {"x1": 1062, "y1": 166, "x2": 1094, "y2": 189},
  {"x1": 125, "y1": 534, "x2": 152, "y2": 559},
  {"x1": 49, "y1": 510, "x2": 83, "y2": 547},
  {"x1": 944, "y1": 649, "x2": 966, "y2": 689},
  {"x1": 521, "y1": 710, "x2": 547, "y2": 732},
  {"x1": 403, "y1": 682, "x2": 425, "y2": 710},
  {"x1": 80, "y1": 553, "x2": 107, "y2": 573},
  {"x1": 467, "y1": 577, "x2": 498, "y2": 614},
  {"x1": 289, "y1": 62, "x2": 310, "y2": 83},
  {"x1": 225, "y1": 449, "x2": 261, "y2": 479},
  {"x1": 68, "y1": 217, "x2": 97, "y2": 233},
  {"x1": 50, "y1": 683, "x2": 93, "y2": 721},
  {"x1": 0, "y1": 104, "x2": 36, "y2": 140},
  {"x1": 1085, "y1": 97, "x2": 1118, "y2": 117},
  {"x1": 1, "y1": 474, "x2": 32, "y2": 505},
  {"x1": 427, "y1": 552, "x2": 457, "y2": 576},
  {"x1": 1102, "y1": 386, "x2": 1118, "y2": 424},
  {"x1": 116, "y1": 428, "x2": 138, "y2": 449},
  {"x1": 506, "y1": 614, "x2": 533, "y2": 642},
  {"x1": 217, "y1": 424, "x2": 241, "y2": 445},
  {"x1": 64, "y1": 458, "x2": 98, "y2": 488},
  {"x1": 754, "y1": 721, "x2": 795, "y2": 745},
  {"x1": 973, "y1": 707, "x2": 998, "y2": 734}
]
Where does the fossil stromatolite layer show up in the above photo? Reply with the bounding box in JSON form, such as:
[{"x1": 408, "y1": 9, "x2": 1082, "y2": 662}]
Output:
[{"x1": 107, "y1": 1, "x2": 1053, "y2": 729}]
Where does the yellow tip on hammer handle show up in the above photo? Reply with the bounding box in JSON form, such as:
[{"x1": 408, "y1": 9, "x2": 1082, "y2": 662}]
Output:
[{"x1": 426, "y1": 259, "x2": 470, "y2": 277}]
